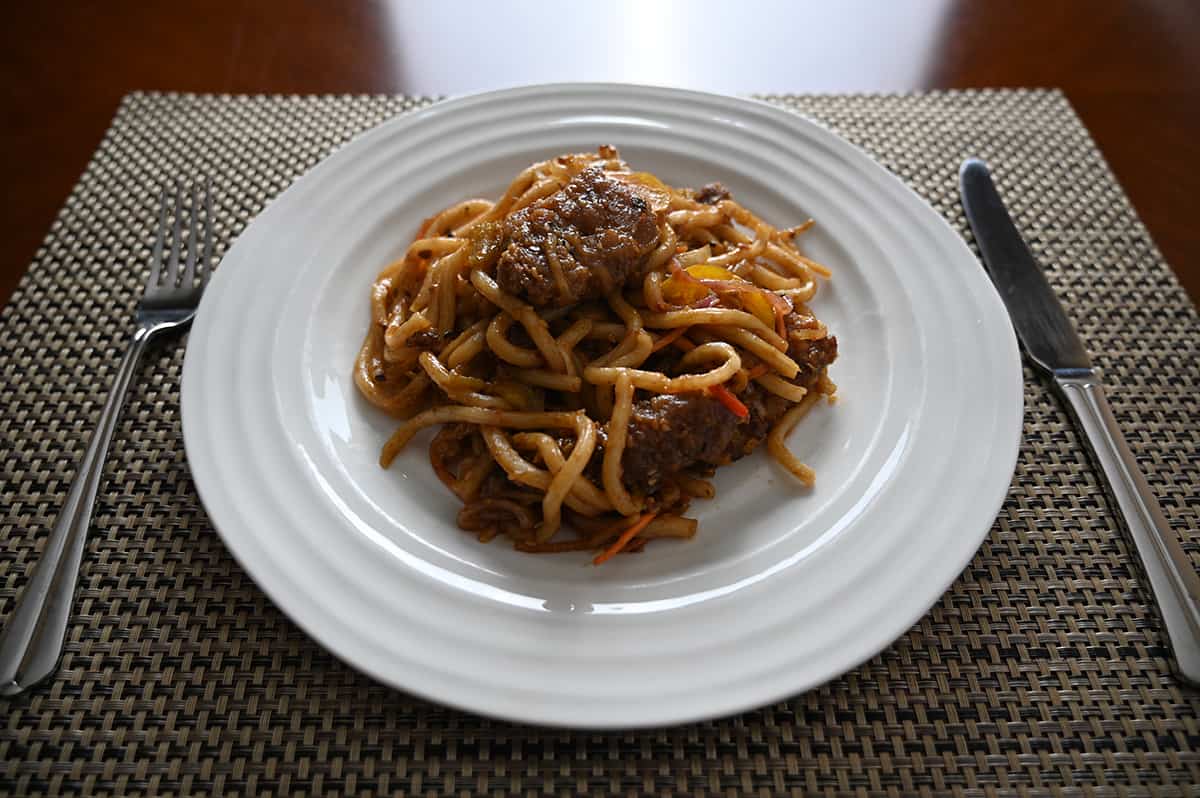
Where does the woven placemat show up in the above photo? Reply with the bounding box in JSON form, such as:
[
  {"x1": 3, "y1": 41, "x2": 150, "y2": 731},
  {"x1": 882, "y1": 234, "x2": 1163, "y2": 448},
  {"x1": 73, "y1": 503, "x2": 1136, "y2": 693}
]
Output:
[{"x1": 1, "y1": 90, "x2": 1198, "y2": 796}]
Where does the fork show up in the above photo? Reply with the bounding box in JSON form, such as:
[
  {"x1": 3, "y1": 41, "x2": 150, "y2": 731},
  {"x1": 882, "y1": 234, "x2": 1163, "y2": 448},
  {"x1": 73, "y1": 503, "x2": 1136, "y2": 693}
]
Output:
[{"x1": 0, "y1": 181, "x2": 214, "y2": 696}]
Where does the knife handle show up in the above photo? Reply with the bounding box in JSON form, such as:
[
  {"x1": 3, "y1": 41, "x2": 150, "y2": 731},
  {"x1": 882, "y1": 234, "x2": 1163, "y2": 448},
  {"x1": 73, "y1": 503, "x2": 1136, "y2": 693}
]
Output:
[{"x1": 1055, "y1": 371, "x2": 1200, "y2": 684}]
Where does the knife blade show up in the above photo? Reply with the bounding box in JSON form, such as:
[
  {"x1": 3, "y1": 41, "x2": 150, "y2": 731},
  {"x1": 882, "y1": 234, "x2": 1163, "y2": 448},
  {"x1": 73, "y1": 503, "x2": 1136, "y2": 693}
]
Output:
[
  {"x1": 959, "y1": 159, "x2": 1091, "y2": 374},
  {"x1": 959, "y1": 158, "x2": 1200, "y2": 685}
]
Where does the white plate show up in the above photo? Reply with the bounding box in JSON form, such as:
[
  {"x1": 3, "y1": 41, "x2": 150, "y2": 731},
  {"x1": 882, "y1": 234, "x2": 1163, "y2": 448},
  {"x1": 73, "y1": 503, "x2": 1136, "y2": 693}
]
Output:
[{"x1": 182, "y1": 84, "x2": 1022, "y2": 728}]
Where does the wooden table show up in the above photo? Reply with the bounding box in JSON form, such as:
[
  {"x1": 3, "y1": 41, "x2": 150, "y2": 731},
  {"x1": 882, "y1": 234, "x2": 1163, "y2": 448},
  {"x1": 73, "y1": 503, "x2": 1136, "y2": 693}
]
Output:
[{"x1": 2, "y1": 1, "x2": 1197, "y2": 306}]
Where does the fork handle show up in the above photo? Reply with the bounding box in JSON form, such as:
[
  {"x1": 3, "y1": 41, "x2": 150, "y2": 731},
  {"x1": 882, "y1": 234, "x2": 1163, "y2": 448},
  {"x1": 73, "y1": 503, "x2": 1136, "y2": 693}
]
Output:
[
  {"x1": 1056, "y1": 372, "x2": 1200, "y2": 685},
  {"x1": 0, "y1": 324, "x2": 154, "y2": 696}
]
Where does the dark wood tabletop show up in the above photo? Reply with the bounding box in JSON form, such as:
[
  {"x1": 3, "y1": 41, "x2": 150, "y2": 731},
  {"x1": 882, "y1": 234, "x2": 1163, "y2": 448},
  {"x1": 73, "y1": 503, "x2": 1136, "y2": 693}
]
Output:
[{"x1": 2, "y1": 1, "x2": 1197, "y2": 308}]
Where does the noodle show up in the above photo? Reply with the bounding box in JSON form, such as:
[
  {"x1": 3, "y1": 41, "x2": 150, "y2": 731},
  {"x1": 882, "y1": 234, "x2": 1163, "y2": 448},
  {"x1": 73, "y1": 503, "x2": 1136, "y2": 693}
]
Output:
[
  {"x1": 486, "y1": 313, "x2": 543, "y2": 367},
  {"x1": 481, "y1": 426, "x2": 604, "y2": 520},
  {"x1": 706, "y1": 326, "x2": 798, "y2": 377},
  {"x1": 602, "y1": 372, "x2": 642, "y2": 516},
  {"x1": 539, "y1": 413, "x2": 598, "y2": 539},
  {"x1": 511, "y1": 433, "x2": 612, "y2": 512},
  {"x1": 584, "y1": 341, "x2": 741, "y2": 393},
  {"x1": 471, "y1": 271, "x2": 568, "y2": 372},
  {"x1": 756, "y1": 373, "x2": 810, "y2": 402},
  {"x1": 767, "y1": 392, "x2": 823, "y2": 485},
  {"x1": 356, "y1": 148, "x2": 837, "y2": 562},
  {"x1": 418, "y1": 352, "x2": 510, "y2": 409}
]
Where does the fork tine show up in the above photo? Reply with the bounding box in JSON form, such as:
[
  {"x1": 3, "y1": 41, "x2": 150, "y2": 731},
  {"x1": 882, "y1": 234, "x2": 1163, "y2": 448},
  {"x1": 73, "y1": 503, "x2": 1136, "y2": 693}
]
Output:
[
  {"x1": 199, "y1": 178, "x2": 215, "y2": 286},
  {"x1": 145, "y1": 185, "x2": 171, "y2": 288},
  {"x1": 165, "y1": 181, "x2": 184, "y2": 285},
  {"x1": 182, "y1": 183, "x2": 200, "y2": 287}
]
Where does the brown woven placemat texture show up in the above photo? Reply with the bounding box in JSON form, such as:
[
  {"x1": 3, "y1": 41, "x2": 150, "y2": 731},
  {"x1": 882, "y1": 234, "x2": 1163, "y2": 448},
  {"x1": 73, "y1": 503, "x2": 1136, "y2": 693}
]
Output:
[{"x1": 1, "y1": 90, "x2": 1198, "y2": 796}]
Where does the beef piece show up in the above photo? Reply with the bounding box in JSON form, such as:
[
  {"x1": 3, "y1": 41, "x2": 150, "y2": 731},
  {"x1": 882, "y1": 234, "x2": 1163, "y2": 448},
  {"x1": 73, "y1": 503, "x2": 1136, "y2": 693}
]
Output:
[
  {"x1": 611, "y1": 324, "x2": 837, "y2": 493},
  {"x1": 496, "y1": 167, "x2": 660, "y2": 308},
  {"x1": 407, "y1": 328, "x2": 442, "y2": 351},
  {"x1": 792, "y1": 335, "x2": 838, "y2": 388},
  {"x1": 715, "y1": 314, "x2": 839, "y2": 460},
  {"x1": 725, "y1": 382, "x2": 790, "y2": 460},
  {"x1": 620, "y1": 393, "x2": 738, "y2": 492},
  {"x1": 694, "y1": 182, "x2": 730, "y2": 205},
  {"x1": 616, "y1": 382, "x2": 791, "y2": 492},
  {"x1": 783, "y1": 311, "x2": 839, "y2": 390},
  {"x1": 594, "y1": 312, "x2": 838, "y2": 495}
]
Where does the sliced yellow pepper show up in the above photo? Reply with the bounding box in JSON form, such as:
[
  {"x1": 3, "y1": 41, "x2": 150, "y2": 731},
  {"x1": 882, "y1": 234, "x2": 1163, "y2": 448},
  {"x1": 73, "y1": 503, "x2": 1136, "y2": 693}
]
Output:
[
  {"x1": 660, "y1": 263, "x2": 778, "y2": 328},
  {"x1": 741, "y1": 290, "x2": 778, "y2": 329},
  {"x1": 683, "y1": 264, "x2": 737, "y2": 281},
  {"x1": 660, "y1": 264, "x2": 712, "y2": 306}
]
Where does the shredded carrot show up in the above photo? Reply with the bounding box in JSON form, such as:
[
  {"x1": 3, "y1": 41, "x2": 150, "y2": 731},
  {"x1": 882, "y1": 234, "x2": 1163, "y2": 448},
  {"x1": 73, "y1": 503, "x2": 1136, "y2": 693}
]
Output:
[
  {"x1": 708, "y1": 384, "x2": 749, "y2": 419},
  {"x1": 650, "y1": 326, "x2": 689, "y2": 352},
  {"x1": 593, "y1": 513, "x2": 657, "y2": 565}
]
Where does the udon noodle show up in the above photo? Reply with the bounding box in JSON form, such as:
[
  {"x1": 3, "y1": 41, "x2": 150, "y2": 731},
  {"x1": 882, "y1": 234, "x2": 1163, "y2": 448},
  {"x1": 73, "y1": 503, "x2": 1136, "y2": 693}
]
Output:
[{"x1": 355, "y1": 147, "x2": 837, "y2": 563}]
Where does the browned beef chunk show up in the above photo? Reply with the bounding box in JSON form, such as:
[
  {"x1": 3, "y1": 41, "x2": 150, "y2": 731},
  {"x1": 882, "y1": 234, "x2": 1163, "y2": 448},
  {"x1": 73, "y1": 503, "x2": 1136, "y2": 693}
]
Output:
[
  {"x1": 407, "y1": 328, "x2": 442, "y2": 351},
  {"x1": 620, "y1": 394, "x2": 738, "y2": 492},
  {"x1": 792, "y1": 335, "x2": 838, "y2": 388},
  {"x1": 616, "y1": 384, "x2": 789, "y2": 492},
  {"x1": 783, "y1": 311, "x2": 839, "y2": 390},
  {"x1": 694, "y1": 182, "x2": 730, "y2": 205},
  {"x1": 496, "y1": 167, "x2": 660, "y2": 308},
  {"x1": 618, "y1": 322, "x2": 838, "y2": 492},
  {"x1": 724, "y1": 382, "x2": 789, "y2": 460}
]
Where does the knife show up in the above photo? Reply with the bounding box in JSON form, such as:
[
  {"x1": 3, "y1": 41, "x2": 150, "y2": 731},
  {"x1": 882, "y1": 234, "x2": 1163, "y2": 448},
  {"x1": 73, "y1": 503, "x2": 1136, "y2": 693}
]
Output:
[{"x1": 959, "y1": 158, "x2": 1200, "y2": 685}]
